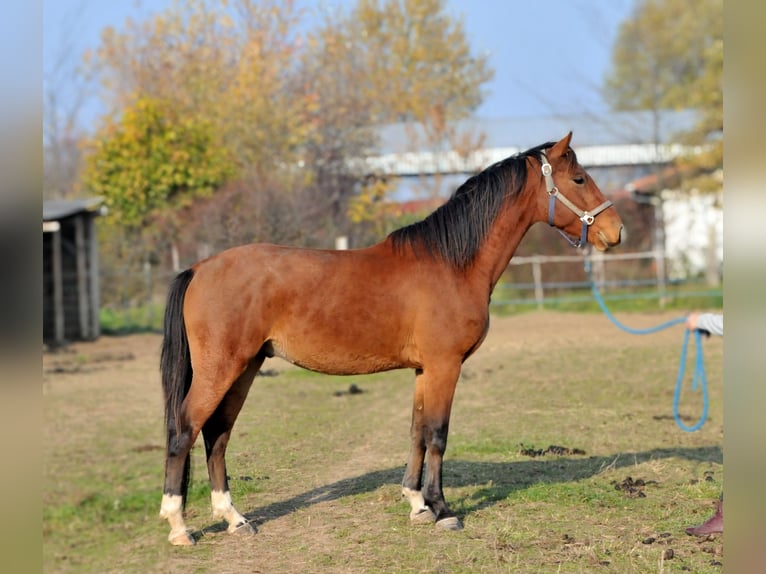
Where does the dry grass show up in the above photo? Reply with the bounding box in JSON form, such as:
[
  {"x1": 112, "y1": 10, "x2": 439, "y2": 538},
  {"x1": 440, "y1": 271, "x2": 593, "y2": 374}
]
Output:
[{"x1": 43, "y1": 311, "x2": 723, "y2": 573}]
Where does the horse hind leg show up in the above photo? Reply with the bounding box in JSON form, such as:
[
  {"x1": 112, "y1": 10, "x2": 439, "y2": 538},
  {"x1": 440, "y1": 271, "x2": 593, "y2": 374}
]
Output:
[
  {"x1": 204, "y1": 357, "x2": 263, "y2": 536},
  {"x1": 160, "y1": 355, "x2": 253, "y2": 545},
  {"x1": 160, "y1": 417, "x2": 196, "y2": 545}
]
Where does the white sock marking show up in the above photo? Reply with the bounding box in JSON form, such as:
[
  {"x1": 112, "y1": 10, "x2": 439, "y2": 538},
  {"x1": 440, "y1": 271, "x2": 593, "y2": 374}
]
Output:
[
  {"x1": 402, "y1": 487, "x2": 429, "y2": 513},
  {"x1": 211, "y1": 490, "x2": 248, "y2": 531},
  {"x1": 160, "y1": 494, "x2": 189, "y2": 541}
]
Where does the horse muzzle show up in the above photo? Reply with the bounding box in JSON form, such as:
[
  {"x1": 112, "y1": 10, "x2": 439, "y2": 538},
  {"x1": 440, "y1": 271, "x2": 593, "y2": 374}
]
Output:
[{"x1": 593, "y1": 223, "x2": 624, "y2": 252}]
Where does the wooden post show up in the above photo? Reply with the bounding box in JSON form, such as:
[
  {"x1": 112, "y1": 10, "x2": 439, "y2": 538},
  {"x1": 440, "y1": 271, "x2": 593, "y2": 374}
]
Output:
[
  {"x1": 75, "y1": 216, "x2": 90, "y2": 339},
  {"x1": 88, "y1": 215, "x2": 101, "y2": 338},
  {"x1": 653, "y1": 198, "x2": 667, "y2": 308},
  {"x1": 144, "y1": 261, "x2": 154, "y2": 329},
  {"x1": 705, "y1": 222, "x2": 719, "y2": 286},
  {"x1": 335, "y1": 236, "x2": 349, "y2": 250},
  {"x1": 532, "y1": 257, "x2": 544, "y2": 310},
  {"x1": 171, "y1": 244, "x2": 180, "y2": 272},
  {"x1": 51, "y1": 225, "x2": 65, "y2": 345},
  {"x1": 655, "y1": 249, "x2": 667, "y2": 308},
  {"x1": 593, "y1": 251, "x2": 606, "y2": 288}
]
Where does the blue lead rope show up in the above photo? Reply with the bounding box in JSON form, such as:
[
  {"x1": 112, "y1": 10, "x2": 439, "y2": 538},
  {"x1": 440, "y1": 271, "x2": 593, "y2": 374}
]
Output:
[
  {"x1": 673, "y1": 329, "x2": 709, "y2": 432},
  {"x1": 586, "y1": 261, "x2": 709, "y2": 432}
]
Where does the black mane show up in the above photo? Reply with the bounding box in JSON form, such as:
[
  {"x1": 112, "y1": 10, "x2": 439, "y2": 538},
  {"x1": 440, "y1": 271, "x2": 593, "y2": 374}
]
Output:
[{"x1": 389, "y1": 141, "x2": 559, "y2": 269}]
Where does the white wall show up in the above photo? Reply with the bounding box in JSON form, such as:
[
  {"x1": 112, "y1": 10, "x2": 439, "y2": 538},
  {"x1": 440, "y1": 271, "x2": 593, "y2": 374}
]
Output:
[{"x1": 661, "y1": 189, "x2": 723, "y2": 280}]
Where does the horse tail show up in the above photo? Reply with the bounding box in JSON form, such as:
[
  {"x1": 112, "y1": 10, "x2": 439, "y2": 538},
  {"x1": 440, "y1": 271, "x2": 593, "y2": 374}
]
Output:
[{"x1": 160, "y1": 268, "x2": 195, "y2": 506}]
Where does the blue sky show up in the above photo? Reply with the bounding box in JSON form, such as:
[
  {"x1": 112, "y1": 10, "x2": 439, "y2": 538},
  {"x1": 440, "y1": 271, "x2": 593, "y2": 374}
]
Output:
[{"x1": 43, "y1": 0, "x2": 635, "y2": 131}]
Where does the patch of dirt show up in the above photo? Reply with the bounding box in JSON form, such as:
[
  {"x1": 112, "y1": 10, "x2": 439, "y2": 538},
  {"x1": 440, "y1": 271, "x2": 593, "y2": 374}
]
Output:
[
  {"x1": 519, "y1": 444, "x2": 586, "y2": 457},
  {"x1": 689, "y1": 470, "x2": 717, "y2": 485},
  {"x1": 652, "y1": 414, "x2": 694, "y2": 422},
  {"x1": 612, "y1": 476, "x2": 659, "y2": 498},
  {"x1": 42, "y1": 334, "x2": 152, "y2": 379},
  {"x1": 332, "y1": 383, "x2": 364, "y2": 397}
]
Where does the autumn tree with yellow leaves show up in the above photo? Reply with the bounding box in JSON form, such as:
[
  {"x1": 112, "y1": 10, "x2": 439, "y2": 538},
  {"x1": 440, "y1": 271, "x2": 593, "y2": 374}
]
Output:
[{"x1": 82, "y1": 0, "x2": 493, "y2": 265}]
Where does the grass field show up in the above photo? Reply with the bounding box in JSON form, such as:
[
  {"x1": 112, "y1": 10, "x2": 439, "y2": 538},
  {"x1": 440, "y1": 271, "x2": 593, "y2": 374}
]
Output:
[{"x1": 43, "y1": 310, "x2": 723, "y2": 573}]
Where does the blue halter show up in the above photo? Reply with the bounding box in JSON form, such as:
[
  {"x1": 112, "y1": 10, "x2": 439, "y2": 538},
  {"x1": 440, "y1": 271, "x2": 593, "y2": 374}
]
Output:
[{"x1": 541, "y1": 153, "x2": 613, "y2": 248}]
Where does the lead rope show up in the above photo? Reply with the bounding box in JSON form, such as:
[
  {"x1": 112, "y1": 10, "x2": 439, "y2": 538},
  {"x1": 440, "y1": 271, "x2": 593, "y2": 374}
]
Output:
[{"x1": 584, "y1": 258, "x2": 709, "y2": 432}]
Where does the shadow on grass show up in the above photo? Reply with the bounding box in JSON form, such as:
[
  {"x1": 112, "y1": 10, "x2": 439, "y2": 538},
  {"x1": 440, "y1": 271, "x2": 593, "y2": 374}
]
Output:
[{"x1": 198, "y1": 445, "x2": 721, "y2": 536}]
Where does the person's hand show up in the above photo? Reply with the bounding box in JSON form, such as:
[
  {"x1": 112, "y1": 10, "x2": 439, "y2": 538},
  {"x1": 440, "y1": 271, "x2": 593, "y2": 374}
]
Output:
[
  {"x1": 686, "y1": 312, "x2": 710, "y2": 336},
  {"x1": 686, "y1": 312, "x2": 700, "y2": 330}
]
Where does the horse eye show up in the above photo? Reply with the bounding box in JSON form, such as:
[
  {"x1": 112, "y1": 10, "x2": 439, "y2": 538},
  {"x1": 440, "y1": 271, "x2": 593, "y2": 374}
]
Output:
[{"x1": 573, "y1": 176, "x2": 585, "y2": 185}]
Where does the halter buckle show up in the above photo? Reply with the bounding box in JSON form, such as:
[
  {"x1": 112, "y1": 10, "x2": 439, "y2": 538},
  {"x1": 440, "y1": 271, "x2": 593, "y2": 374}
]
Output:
[
  {"x1": 541, "y1": 162, "x2": 552, "y2": 176},
  {"x1": 581, "y1": 213, "x2": 595, "y2": 225}
]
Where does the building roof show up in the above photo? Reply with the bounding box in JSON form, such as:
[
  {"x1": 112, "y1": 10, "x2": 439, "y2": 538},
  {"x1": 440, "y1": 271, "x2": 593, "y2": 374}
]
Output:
[
  {"x1": 625, "y1": 167, "x2": 683, "y2": 194},
  {"x1": 43, "y1": 198, "x2": 104, "y2": 222},
  {"x1": 368, "y1": 109, "x2": 702, "y2": 176}
]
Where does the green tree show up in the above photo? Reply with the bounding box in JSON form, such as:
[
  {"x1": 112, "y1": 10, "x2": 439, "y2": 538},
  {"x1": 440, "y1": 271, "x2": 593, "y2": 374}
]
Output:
[
  {"x1": 80, "y1": 93, "x2": 234, "y2": 310},
  {"x1": 82, "y1": 95, "x2": 234, "y2": 229},
  {"x1": 605, "y1": 0, "x2": 722, "y2": 190}
]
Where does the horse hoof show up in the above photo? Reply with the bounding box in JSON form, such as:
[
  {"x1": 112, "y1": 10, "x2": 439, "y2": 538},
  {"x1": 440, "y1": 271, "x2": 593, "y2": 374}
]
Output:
[
  {"x1": 410, "y1": 508, "x2": 436, "y2": 524},
  {"x1": 229, "y1": 521, "x2": 256, "y2": 536},
  {"x1": 169, "y1": 530, "x2": 196, "y2": 546},
  {"x1": 436, "y1": 516, "x2": 463, "y2": 531}
]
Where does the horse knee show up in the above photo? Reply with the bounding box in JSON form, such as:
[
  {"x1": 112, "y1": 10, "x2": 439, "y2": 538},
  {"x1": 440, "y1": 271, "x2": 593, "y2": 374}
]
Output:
[
  {"x1": 167, "y1": 427, "x2": 195, "y2": 458},
  {"x1": 425, "y1": 422, "x2": 449, "y2": 454}
]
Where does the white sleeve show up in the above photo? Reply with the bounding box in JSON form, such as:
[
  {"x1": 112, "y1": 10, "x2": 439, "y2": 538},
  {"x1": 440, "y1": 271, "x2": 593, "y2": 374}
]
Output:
[{"x1": 696, "y1": 313, "x2": 723, "y2": 336}]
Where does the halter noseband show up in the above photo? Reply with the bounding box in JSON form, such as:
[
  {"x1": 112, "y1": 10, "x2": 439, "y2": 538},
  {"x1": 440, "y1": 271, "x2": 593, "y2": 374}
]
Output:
[{"x1": 540, "y1": 152, "x2": 613, "y2": 248}]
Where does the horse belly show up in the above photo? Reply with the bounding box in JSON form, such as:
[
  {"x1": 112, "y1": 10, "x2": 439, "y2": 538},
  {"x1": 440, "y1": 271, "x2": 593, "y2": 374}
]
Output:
[{"x1": 266, "y1": 327, "x2": 413, "y2": 376}]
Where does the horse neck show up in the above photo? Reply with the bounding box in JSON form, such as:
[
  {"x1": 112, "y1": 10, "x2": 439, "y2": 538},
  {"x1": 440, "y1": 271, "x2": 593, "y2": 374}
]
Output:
[{"x1": 468, "y1": 181, "x2": 543, "y2": 291}]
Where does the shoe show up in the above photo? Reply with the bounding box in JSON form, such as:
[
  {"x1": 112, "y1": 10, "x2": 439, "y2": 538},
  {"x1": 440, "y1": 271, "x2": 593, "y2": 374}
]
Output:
[{"x1": 685, "y1": 499, "x2": 723, "y2": 536}]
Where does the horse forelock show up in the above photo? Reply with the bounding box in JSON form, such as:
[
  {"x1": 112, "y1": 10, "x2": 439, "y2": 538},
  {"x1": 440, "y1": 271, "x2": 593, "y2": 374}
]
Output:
[{"x1": 388, "y1": 141, "x2": 558, "y2": 270}]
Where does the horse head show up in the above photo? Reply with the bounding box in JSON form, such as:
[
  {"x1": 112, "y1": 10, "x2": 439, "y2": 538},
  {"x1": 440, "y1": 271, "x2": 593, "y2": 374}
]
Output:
[{"x1": 539, "y1": 132, "x2": 623, "y2": 251}]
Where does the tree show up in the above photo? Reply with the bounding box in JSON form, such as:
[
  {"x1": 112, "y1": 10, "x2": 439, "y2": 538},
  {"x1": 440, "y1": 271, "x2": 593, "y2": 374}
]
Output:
[
  {"x1": 605, "y1": 0, "x2": 722, "y2": 189},
  {"x1": 89, "y1": 0, "x2": 311, "y2": 181},
  {"x1": 349, "y1": 0, "x2": 492, "y2": 124},
  {"x1": 300, "y1": 0, "x2": 493, "y2": 238},
  {"x1": 82, "y1": 0, "x2": 493, "y2": 257},
  {"x1": 81, "y1": 94, "x2": 236, "y2": 310},
  {"x1": 81, "y1": 95, "x2": 234, "y2": 230}
]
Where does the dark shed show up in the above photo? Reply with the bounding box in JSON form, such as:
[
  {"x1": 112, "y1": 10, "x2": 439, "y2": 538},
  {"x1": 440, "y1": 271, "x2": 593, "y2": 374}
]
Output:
[{"x1": 43, "y1": 198, "x2": 104, "y2": 346}]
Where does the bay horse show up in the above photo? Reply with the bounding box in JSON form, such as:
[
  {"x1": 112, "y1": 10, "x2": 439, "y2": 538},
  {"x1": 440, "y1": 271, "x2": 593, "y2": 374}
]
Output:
[{"x1": 159, "y1": 132, "x2": 623, "y2": 545}]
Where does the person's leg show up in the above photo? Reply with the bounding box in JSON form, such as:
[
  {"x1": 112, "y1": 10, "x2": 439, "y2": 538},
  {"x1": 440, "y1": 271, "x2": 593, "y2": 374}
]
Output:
[{"x1": 686, "y1": 494, "x2": 723, "y2": 536}]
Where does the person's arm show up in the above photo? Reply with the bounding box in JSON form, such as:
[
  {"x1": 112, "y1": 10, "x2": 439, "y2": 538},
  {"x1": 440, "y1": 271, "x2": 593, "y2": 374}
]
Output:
[{"x1": 686, "y1": 312, "x2": 723, "y2": 336}]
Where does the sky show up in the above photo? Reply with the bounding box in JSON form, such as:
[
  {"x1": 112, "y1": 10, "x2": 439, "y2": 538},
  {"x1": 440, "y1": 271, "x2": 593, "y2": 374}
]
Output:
[{"x1": 43, "y1": 0, "x2": 636, "y2": 132}]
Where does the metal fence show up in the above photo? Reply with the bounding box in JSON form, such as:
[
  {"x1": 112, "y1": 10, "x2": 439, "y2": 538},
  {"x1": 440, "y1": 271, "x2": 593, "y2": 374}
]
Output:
[
  {"x1": 96, "y1": 250, "x2": 722, "y2": 334},
  {"x1": 493, "y1": 250, "x2": 722, "y2": 310}
]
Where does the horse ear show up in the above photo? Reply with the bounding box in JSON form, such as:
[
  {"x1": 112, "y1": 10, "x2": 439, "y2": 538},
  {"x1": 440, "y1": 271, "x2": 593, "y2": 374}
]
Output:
[{"x1": 548, "y1": 132, "x2": 573, "y2": 159}]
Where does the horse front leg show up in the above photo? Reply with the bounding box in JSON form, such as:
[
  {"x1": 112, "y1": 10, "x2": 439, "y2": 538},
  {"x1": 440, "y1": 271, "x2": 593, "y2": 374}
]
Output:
[
  {"x1": 402, "y1": 364, "x2": 463, "y2": 530},
  {"x1": 402, "y1": 369, "x2": 435, "y2": 523}
]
